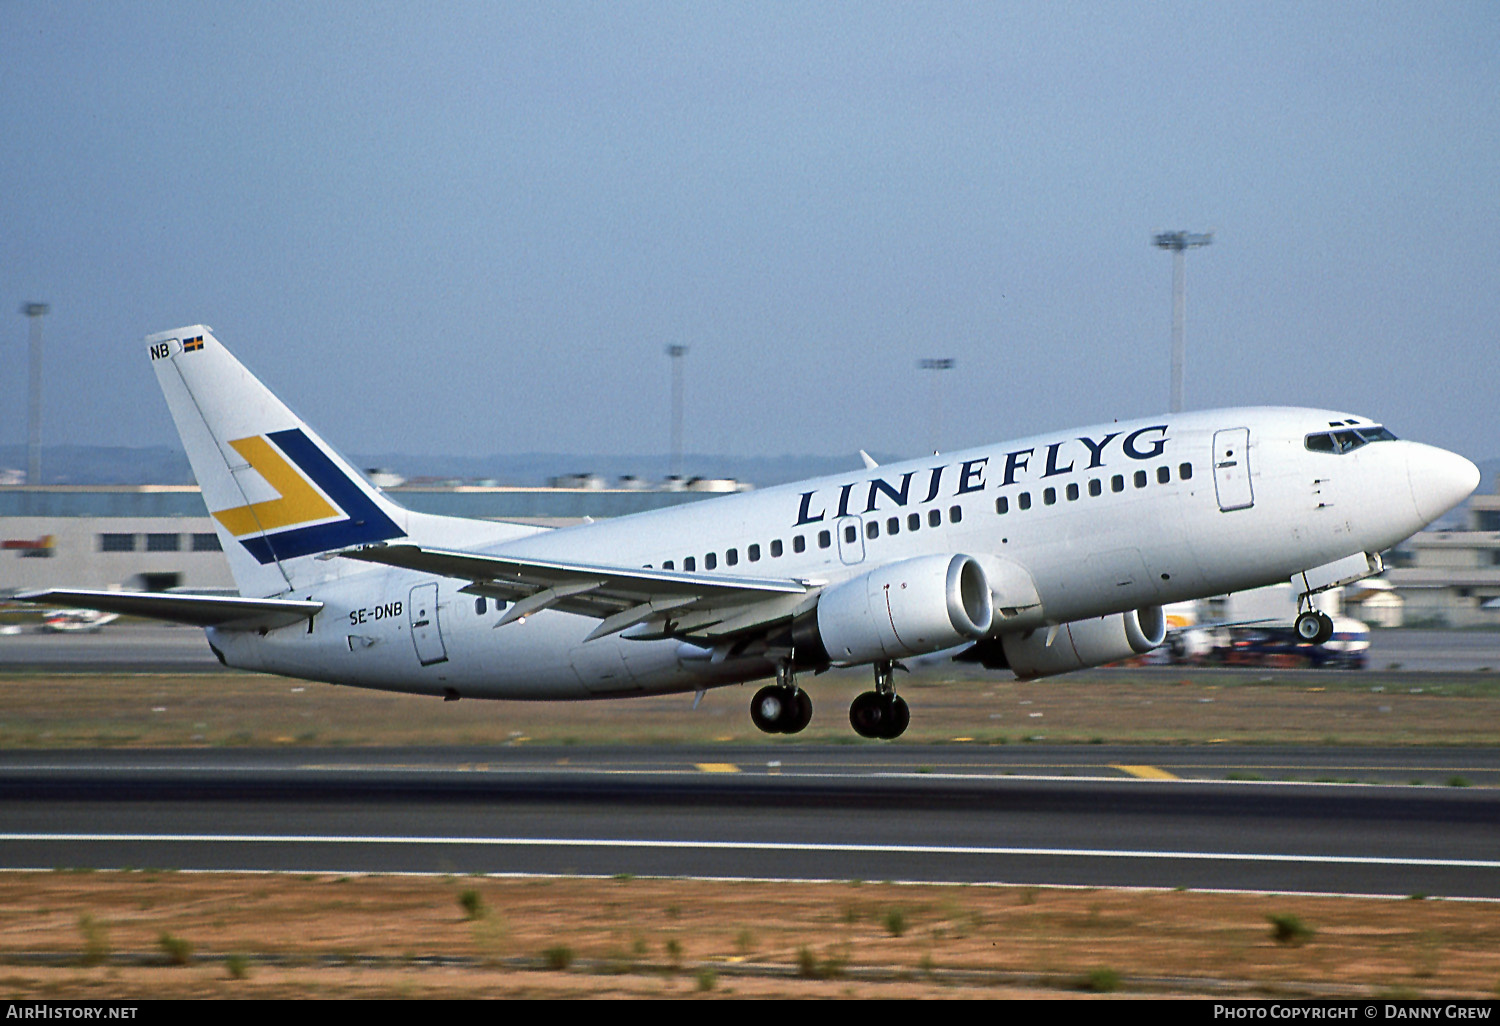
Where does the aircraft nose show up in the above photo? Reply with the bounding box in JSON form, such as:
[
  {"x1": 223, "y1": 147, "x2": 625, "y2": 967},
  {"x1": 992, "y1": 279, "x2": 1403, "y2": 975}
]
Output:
[{"x1": 1407, "y1": 444, "x2": 1481, "y2": 525}]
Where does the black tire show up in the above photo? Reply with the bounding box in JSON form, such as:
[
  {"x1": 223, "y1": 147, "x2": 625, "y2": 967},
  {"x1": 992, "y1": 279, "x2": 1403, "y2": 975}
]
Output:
[
  {"x1": 849, "y1": 691, "x2": 885, "y2": 738},
  {"x1": 751, "y1": 684, "x2": 789, "y2": 734},
  {"x1": 785, "y1": 689, "x2": 813, "y2": 734},
  {"x1": 881, "y1": 695, "x2": 910, "y2": 739},
  {"x1": 1294, "y1": 611, "x2": 1323, "y2": 643},
  {"x1": 1313, "y1": 611, "x2": 1335, "y2": 646}
]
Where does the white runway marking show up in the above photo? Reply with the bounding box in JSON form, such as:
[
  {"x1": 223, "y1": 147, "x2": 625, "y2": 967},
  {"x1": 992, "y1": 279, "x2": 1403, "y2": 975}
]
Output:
[{"x1": 2, "y1": 834, "x2": 1496, "y2": 869}]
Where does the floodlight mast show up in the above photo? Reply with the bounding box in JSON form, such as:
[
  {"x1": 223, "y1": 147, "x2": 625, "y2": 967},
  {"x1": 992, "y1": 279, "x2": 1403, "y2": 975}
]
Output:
[
  {"x1": 665, "y1": 344, "x2": 688, "y2": 479},
  {"x1": 1152, "y1": 231, "x2": 1212, "y2": 414},
  {"x1": 918, "y1": 357, "x2": 955, "y2": 453},
  {"x1": 22, "y1": 303, "x2": 49, "y2": 485}
]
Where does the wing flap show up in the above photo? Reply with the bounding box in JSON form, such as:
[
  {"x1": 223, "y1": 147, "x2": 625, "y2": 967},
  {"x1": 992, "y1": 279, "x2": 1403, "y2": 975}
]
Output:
[
  {"x1": 340, "y1": 543, "x2": 814, "y2": 640},
  {"x1": 16, "y1": 589, "x2": 322, "y2": 631}
]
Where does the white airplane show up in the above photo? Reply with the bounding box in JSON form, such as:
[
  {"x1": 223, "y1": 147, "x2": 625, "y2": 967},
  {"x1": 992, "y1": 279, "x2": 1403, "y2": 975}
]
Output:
[{"x1": 20, "y1": 326, "x2": 1479, "y2": 739}]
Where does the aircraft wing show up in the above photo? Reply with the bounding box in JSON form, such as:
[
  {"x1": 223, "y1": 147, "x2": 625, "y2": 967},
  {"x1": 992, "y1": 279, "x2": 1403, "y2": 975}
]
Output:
[
  {"x1": 15, "y1": 589, "x2": 323, "y2": 631},
  {"x1": 340, "y1": 543, "x2": 815, "y2": 641}
]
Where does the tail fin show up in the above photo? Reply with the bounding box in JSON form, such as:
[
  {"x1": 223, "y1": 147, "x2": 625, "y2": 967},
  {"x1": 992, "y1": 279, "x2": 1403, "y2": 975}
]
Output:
[{"x1": 148, "y1": 326, "x2": 410, "y2": 597}]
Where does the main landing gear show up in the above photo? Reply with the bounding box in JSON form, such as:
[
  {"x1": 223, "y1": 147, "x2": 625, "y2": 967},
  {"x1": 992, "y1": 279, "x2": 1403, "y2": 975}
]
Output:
[
  {"x1": 750, "y1": 661, "x2": 813, "y2": 734},
  {"x1": 1294, "y1": 603, "x2": 1335, "y2": 646},
  {"x1": 849, "y1": 660, "x2": 910, "y2": 740}
]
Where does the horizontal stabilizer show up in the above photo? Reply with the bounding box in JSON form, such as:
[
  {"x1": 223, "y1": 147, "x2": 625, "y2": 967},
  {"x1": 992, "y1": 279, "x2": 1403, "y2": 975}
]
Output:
[{"x1": 16, "y1": 589, "x2": 322, "y2": 631}]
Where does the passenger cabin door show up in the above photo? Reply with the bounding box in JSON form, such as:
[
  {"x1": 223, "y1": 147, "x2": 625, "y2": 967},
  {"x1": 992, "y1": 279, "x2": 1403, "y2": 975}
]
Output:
[
  {"x1": 408, "y1": 582, "x2": 449, "y2": 666},
  {"x1": 1212, "y1": 428, "x2": 1254, "y2": 512},
  {"x1": 836, "y1": 515, "x2": 865, "y2": 565}
]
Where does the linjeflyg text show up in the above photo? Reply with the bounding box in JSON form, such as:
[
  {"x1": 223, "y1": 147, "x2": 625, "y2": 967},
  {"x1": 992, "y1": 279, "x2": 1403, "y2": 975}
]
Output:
[{"x1": 794, "y1": 425, "x2": 1169, "y2": 526}]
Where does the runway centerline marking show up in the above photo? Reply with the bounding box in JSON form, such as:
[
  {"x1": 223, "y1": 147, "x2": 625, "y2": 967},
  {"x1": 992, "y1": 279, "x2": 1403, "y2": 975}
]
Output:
[{"x1": 1, "y1": 834, "x2": 1495, "y2": 870}]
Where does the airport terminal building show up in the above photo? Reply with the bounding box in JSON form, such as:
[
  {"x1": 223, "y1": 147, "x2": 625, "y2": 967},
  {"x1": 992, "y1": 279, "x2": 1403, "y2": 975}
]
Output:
[{"x1": 0, "y1": 484, "x2": 724, "y2": 596}]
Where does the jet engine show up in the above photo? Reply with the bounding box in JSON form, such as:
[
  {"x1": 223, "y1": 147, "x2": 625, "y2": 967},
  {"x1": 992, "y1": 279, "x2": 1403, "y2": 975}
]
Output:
[
  {"x1": 988, "y1": 606, "x2": 1166, "y2": 678},
  {"x1": 801, "y1": 553, "x2": 994, "y2": 665}
]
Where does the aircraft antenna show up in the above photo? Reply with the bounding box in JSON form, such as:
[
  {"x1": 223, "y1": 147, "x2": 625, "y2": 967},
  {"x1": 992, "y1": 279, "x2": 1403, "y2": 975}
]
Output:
[{"x1": 1152, "y1": 231, "x2": 1212, "y2": 413}]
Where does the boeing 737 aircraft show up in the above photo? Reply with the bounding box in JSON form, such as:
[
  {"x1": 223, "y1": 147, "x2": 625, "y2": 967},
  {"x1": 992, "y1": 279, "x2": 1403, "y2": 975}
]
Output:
[{"x1": 21, "y1": 327, "x2": 1480, "y2": 738}]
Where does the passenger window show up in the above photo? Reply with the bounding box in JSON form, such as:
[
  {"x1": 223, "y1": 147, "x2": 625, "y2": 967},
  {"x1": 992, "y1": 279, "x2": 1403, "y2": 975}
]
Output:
[
  {"x1": 866, "y1": 521, "x2": 879, "y2": 540},
  {"x1": 771, "y1": 539, "x2": 784, "y2": 557},
  {"x1": 1111, "y1": 474, "x2": 1124, "y2": 492},
  {"x1": 793, "y1": 536, "x2": 805, "y2": 553},
  {"x1": 1179, "y1": 463, "x2": 1192, "y2": 480},
  {"x1": 748, "y1": 544, "x2": 760, "y2": 562},
  {"x1": 1134, "y1": 470, "x2": 1147, "y2": 488},
  {"x1": 684, "y1": 556, "x2": 696, "y2": 571},
  {"x1": 928, "y1": 509, "x2": 941, "y2": 527},
  {"x1": 907, "y1": 513, "x2": 920, "y2": 531},
  {"x1": 726, "y1": 548, "x2": 738, "y2": 566},
  {"x1": 1066, "y1": 482, "x2": 1079, "y2": 501},
  {"x1": 663, "y1": 559, "x2": 674, "y2": 570},
  {"x1": 818, "y1": 530, "x2": 831, "y2": 549},
  {"x1": 1019, "y1": 492, "x2": 1032, "y2": 510},
  {"x1": 887, "y1": 516, "x2": 900, "y2": 535},
  {"x1": 474, "y1": 597, "x2": 487, "y2": 615},
  {"x1": 1043, "y1": 487, "x2": 1056, "y2": 506},
  {"x1": 1088, "y1": 479, "x2": 1102, "y2": 497},
  {"x1": 705, "y1": 552, "x2": 717, "y2": 570},
  {"x1": 1157, "y1": 466, "x2": 1170, "y2": 484},
  {"x1": 949, "y1": 504, "x2": 962, "y2": 523},
  {"x1": 996, "y1": 496, "x2": 1009, "y2": 514}
]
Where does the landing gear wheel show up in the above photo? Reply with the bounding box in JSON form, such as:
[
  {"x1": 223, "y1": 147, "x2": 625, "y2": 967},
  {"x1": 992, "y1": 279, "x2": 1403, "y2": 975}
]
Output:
[
  {"x1": 850, "y1": 691, "x2": 885, "y2": 738},
  {"x1": 883, "y1": 695, "x2": 910, "y2": 739},
  {"x1": 751, "y1": 684, "x2": 812, "y2": 734},
  {"x1": 849, "y1": 692, "x2": 910, "y2": 740},
  {"x1": 1313, "y1": 611, "x2": 1335, "y2": 645},
  {"x1": 751, "y1": 685, "x2": 790, "y2": 734},
  {"x1": 1295, "y1": 610, "x2": 1335, "y2": 645},
  {"x1": 787, "y1": 689, "x2": 813, "y2": 734}
]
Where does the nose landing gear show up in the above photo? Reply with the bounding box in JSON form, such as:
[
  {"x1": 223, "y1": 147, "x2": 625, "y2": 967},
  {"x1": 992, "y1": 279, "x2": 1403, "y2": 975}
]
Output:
[
  {"x1": 849, "y1": 660, "x2": 910, "y2": 740},
  {"x1": 1294, "y1": 605, "x2": 1335, "y2": 646}
]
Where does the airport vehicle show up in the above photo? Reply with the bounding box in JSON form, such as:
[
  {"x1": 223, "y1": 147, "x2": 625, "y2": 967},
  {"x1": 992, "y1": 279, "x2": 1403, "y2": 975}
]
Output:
[
  {"x1": 19, "y1": 327, "x2": 1479, "y2": 738},
  {"x1": 38, "y1": 609, "x2": 119, "y2": 633},
  {"x1": 1210, "y1": 616, "x2": 1370, "y2": 670}
]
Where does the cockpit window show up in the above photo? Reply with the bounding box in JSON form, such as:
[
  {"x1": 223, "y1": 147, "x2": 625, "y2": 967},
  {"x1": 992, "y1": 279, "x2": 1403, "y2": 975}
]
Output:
[{"x1": 1304, "y1": 425, "x2": 1398, "y2": 454}]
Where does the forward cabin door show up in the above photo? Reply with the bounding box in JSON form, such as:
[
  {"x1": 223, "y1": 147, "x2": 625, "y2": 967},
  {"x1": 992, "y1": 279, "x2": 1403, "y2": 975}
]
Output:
[
  {"x1": 408, "y1": 582, "x2": 449, "y2": 666},
  {"x1": 836, "y1": 515, "x2": 866, "y2": 565},
  {"x1": 1212, "y1": 428, "x2": 1254, "y2": 512}
]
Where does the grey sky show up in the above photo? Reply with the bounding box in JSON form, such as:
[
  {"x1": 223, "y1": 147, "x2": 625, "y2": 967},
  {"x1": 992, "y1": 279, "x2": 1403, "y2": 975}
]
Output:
[{"x1": 3, "y1": 2, "x2": 1496, "y2": 465}]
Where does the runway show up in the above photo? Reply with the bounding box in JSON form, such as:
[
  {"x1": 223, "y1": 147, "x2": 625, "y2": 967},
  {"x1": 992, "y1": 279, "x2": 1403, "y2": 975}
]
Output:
[{"x1": 1, "y1": 746, "x2": 1496, "y2": 898}]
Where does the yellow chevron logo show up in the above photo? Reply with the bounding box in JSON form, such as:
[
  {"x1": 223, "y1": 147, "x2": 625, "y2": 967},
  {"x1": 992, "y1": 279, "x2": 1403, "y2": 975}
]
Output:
[{"x1": 212, "y1": 436, "x2": 337, "y2": 537}]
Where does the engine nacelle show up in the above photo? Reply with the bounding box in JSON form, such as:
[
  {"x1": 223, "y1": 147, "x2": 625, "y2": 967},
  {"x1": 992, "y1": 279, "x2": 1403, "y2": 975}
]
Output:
[
  {"x1": 812, "y1": 553, "x2": 994, "y2": 665},
  {"x1": 1000, "y1": 606, "x2": 1166, "y2": 678}
]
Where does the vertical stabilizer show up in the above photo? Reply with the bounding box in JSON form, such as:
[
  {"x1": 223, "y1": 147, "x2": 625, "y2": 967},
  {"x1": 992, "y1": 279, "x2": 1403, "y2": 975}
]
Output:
[{"x1": 148, "y1": 326, "x2": 410, "y2": 597}]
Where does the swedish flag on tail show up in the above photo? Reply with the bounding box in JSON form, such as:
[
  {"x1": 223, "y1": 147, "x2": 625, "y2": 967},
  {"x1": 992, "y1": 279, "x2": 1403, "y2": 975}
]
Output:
[{"x1": 147, "y1": 326, "x2": 408, "y2": 598}]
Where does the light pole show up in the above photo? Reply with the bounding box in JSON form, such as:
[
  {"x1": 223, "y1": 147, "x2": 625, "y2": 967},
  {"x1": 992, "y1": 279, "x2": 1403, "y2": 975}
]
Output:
[
  {"x1": 1152, "y1": 231, "x2": 1212, "y2": 413},
  {"x1": 918, "y1": 357, "x2": 954, "y2": 453},
  {"x1": 22, "y1": 303, "x2": 49, "y2": 485},
  {"x1": 665, "y1": 344, "x2": 688, "y2": 479}
]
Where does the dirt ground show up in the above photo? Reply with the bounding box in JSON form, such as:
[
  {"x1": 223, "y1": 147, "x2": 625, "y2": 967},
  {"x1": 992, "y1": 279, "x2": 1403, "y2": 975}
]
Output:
[
  {"x1": 2, "y1": 666, "x2": 1499, "y2": 748},
  {"x1": 2, "y1": 871, "x2": 1498, "y2": 999}
]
